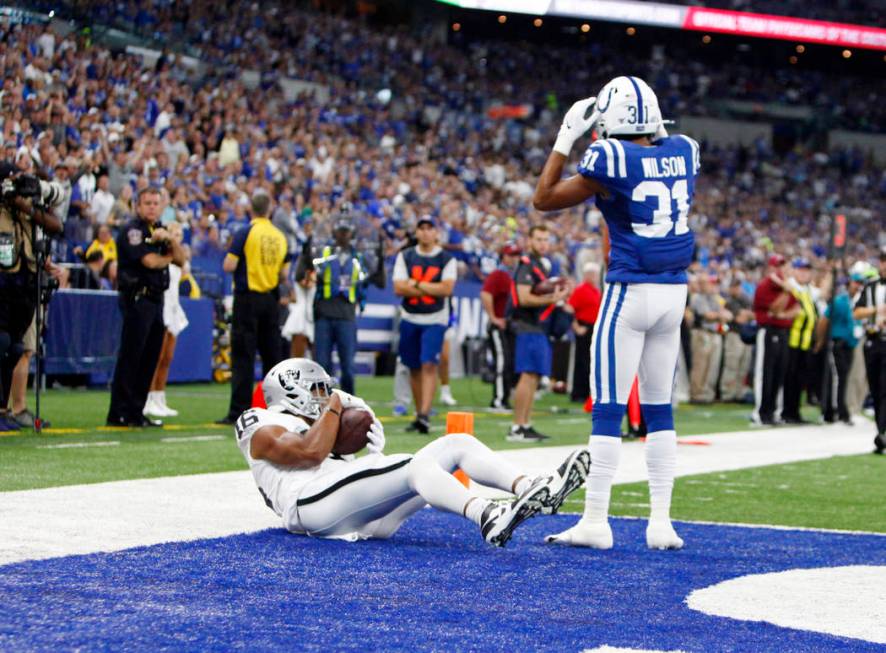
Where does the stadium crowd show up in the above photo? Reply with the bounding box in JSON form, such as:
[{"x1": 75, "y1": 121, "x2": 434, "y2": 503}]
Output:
[{"x1": 0, "y1": 3, "x2": 883, "y2": 435}]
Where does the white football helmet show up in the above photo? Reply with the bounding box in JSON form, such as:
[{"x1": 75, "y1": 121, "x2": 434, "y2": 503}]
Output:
[
  {"x1": 594, "y1": 76, "x2": 668, "y2": 139},
  {"x1": 263, "y1": 358, "x2": 334, "y2": 420}
]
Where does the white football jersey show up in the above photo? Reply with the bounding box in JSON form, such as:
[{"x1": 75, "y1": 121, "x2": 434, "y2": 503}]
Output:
[{"x1": 234, "y1": 407, "x2": 347, "y2": 523}]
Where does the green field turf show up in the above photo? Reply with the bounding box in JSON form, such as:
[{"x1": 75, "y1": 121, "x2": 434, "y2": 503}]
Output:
[
  {"x1": 3, "y1": 378, "x2": 761, "y2": 491},
  {"x1": 3, "y1": 377, "x2": 880, "y2": 533}
]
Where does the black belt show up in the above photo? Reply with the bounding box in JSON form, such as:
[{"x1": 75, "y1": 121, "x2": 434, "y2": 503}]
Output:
[{"x1": 123, "y1": 286, "x2": 163, "y2": 302}]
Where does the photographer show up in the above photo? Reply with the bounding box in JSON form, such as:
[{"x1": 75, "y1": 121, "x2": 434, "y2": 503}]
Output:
[
  {"x1": 295, "y1": 208, "x2": 385, "y2": 395},
  {"x1": 0, "y1": 163, "x2": 63, "y2": 431},
  {"x1": 106, "y1": 187, "x2": 185, "y2": 428}
]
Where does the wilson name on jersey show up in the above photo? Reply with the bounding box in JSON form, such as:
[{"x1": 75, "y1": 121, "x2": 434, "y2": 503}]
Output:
[{"x1": 578, "y1": 135, "x2": 700, "y2": 284}]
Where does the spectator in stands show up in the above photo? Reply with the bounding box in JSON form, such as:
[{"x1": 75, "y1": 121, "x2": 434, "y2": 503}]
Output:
[
  {"x1": 393, "y1": 217, "x2": 456, "y2": 434},
  {"x1": 567, "y1": 262, "x2": 602, "y2": 404},
  {"x1": 481, "y1": 242, "x2": 521, "y2": 412},
  {"x1": 689, "y1": 274, "x2": 732, "y2": 404},
  {"x1": 89, "y1": 174, "x2": 115, "y2": 227},
  {"x1": 508, "y1": 225, "x2": 570, "y2": 442},
  {"x1": 83, "y1": 224, "x2": 118, "y2": 286},
  {"x1": 752, "y1": 254, "x2": 800, "y2": 426},
  {"x1": 217, "y1": 189, "x2": 289, "y2": 425},
  {"x1": 145, "y1": 222, "x2": 190, "y2": 418},
  {"x1": 720, "y1": 277, "x2": 755, "y2": 402},
  {"x1": 782, "y1": 258, "x2": 821, "y2": 424}
]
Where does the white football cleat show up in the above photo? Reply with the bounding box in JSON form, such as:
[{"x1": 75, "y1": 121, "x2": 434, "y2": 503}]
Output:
[
  {"x1": 545, "y1": 519, "x2": 613, "y2": 549},
  {"x1": 646, "y1": 519, "x2": 684, "y2": 550},
  {"x1": 143, "y1": 395, "x2": 163, "y2": 417},
  {"x1": 439, "y1": 388, "x2": 457, "y2": 406},
  {"x1": 156, "y1": 393, "x2": 179, "y2": 417}
]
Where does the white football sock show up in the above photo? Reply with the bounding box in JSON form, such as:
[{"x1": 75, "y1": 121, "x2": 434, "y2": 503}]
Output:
[
  {"x1": 407, "y1": 433, "x2": 527, "y2": 516},
  {"x1": 582, "y1": 435, "x2": 622, "y2": 523},
  {"x1": 513, "y1": 475, "x2": 533, "y2": 496},
  {"x1": 644, "y1": 430, "x2": 677, "y2": 522},
  {"x1": 463, "y1": 497, "x2": 491, "y2": 525}
]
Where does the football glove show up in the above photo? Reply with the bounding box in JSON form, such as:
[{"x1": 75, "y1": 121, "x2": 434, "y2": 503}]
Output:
[
  {"x1": 367, "y1": 418, "x2": 386, "y2": 455},
  {"x1": 553, "y1": 97, "x2": 598, "y2": 156}
]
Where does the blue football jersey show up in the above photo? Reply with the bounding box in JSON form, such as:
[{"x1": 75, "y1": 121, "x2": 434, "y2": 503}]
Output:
[{"x1": 577, "y1": 135, "x2": 700, "y2": 284}]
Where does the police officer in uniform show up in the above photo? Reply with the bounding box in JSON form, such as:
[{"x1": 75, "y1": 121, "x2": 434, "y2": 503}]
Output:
[
  {"x1": 854, "y1": 248, "x2": 886, "y2": 453},
  {"x1": 107, "y1": 187, "x2": 185, "y2": 427},
  {"x1": 218, "y1": 189, "x2": 289, "y2": 424},
  {"x1": 295, "y1": 210, "x2": 385, "y2": 395}
]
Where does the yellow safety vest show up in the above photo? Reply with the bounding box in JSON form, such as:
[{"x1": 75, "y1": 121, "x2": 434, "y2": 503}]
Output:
[
  {"x1": 789, "y1": 286, "x2": 817, "y2": 350},
  {"x1": 321, "y1": 246, "x2": 361, "y2": 303}
]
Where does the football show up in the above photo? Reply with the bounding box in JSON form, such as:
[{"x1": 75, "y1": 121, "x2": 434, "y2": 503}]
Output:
[
  {"x1": 333, "y1": 408, "x2": 374, "y2": 455},
  {"x1": 531, "y1": 276, "x2": 567, "y2": 295}
]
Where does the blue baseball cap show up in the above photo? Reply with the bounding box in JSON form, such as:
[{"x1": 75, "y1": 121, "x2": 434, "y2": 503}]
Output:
[
  {"x1": 791, "y1": 257, "x2": 811, "y2": 269},
  {"x1": 416, "y1": 216, "x2": 437, "y2": 229}
]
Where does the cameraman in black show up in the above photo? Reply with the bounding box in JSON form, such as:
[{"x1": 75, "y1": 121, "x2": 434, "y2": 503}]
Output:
[
  {"x1": 106, "y1": 187, "x2": 185, "y2": 427},
  {"x1": 0, "y1": 163, "x2": 63, "y2": 431}
]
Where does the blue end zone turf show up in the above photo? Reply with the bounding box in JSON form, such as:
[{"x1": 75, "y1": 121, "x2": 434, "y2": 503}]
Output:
[{"x1": 1, "y1": 513, "x2": 884, "y2": 652}]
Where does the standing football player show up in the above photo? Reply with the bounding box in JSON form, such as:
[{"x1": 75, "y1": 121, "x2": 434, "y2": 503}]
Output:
[
  {"x1": 234, "y1": 358, "x2": 590, "y2": 547},
  {"x1": 533, "y1": 76, "x2": 700, "y2": 550}
]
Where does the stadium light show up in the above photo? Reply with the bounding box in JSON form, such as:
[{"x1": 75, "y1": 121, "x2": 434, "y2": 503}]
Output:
[
  {"x1": 842, "y1": 49, "x2": 852, "y2": 58},
  {"x1": 626, "y1": 26, "x2": 636, "y2": 35},
  {"x1": 789, "y1": 55, "x2": 798, "y2": 64},
  {"x1": 533, "y1": 17, "x2": 543, "y2": 27},
  {"x1": 702, "y1": 34, "x2": 711, "y2": 44},
  {"x1": 796, "y1": 44, "x2": 805, "y2": 53},
  {"x1": 452, "y1": 22, "x2": 461, "y2": 31},
  {"x1": 581, "y1": 23, "x2": 590, "y2": 32},
  {"x1": 498, "y1": 14, "x2": 507, "y2": 23},
  {"x1": 48, "y1": 10, "x2": 54, "y2": 18}
]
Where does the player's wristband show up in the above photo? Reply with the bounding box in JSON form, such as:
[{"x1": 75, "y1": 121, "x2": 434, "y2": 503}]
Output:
[{"x1": 553, "y1": 134, "x2": 577, "y2": 157}]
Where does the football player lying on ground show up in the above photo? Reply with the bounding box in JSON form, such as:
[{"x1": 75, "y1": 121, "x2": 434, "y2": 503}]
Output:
[{"x1": 234, "y1": 358, "x2": 590, "y2": 547}]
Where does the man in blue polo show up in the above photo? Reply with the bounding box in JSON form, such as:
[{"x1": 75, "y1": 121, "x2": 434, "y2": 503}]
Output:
[
  {"x1": 508, "y1": 224, "x2": 570, "y2": 442},
  {"x1": 393, "y1": 217, "x2": 456, "y2": 434}
]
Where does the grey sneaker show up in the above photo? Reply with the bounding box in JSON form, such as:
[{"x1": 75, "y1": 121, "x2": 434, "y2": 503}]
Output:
[
  {"x1": 506, "y1": 426, "x2": 546, "y2": 443},
  {"x1": 12, "y1": 410, "x2": 35, "y2": 428}
]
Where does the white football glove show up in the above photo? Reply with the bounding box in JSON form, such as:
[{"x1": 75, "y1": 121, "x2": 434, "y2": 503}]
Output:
[
  {"x1": 553, "y1": 97, "x2": 598, "y2": 156},
  {"x1": 366, "y1": 418, "x2": 386, "y2": 455},
  {"x1": 331, "y1": 389, "x2": 376, "y2": 419}
]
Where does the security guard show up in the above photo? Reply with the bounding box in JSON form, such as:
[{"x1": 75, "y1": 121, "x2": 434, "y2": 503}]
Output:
[
  {"x1": 295, "y1": 210, "x2": 385, "y2": 394},
  {"x1": 782, "y1": 258, "x2": 819, "y2": 424},
  {"x1": 854, "y1": 248, "x2": 886, "y2": 453},
  {"x1": 218, "y1": 189, "x2": 289, "y2": 424},
  {"x1": 107, "y1": 187, "x2": 185, "y2": 427}
]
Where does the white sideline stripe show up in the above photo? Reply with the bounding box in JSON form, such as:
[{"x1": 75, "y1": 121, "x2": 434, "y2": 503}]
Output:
[
  {"x1": 583, "y1": 647, "x2": 686, "y2": 653},
  {"x1": 37, "y1": 441, "x2": 120, "y2": 449},
  {"x1": 0, "y1": 420, "x2": 877, "y2": 567},
  {"x1": 594, "y1": 514, "x2": 886, "y2": 538},
  {"x1": 160, "y1": 435, "x2": 225, "y2": 443}
]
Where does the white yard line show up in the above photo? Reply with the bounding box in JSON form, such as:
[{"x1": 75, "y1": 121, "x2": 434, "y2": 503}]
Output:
[
  {"x1": 0, "y1": 420, "x2": 876, "y2": 567},
  {"x1": 36, "y1": 441, "x2": 120, "y2": 450}
]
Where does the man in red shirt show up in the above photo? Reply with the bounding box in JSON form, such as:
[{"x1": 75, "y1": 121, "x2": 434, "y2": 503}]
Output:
[
  {"x1": 752, "y1": 254, "x2": 801, "y2": 425},
  {"x1": 567, "y1": 262, "x2": 602, "y2": 402},
  {"x1": 481, "y1": 243, "x2": 521, "y2": 411}
]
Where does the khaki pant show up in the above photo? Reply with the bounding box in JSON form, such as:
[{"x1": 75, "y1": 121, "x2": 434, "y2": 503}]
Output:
[
  {"x1": 720, "y1": 330, "x2": 752, "y2": 401},
  {"x1": 846, "y1": 337, "x2": 868, "y2": 416},
  {"x1": 690, "y1": 329, "x2": 723, "y2": 403}
]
